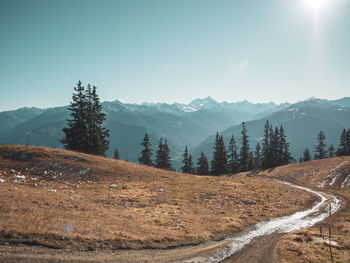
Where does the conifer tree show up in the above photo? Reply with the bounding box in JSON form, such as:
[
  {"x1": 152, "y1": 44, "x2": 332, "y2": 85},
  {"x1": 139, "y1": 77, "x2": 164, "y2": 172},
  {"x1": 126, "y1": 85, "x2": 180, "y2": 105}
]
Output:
[
  {"x1": 238, "y1": 122, "x2": 250, "y2": 172},
  {"x1": 181, "y1": 146, "x2": 191, "y2": 173},
  {"x1": 269, "y1": 124, "x2": 276, "y2": 167},
  {"x1": 302, "y1": 148, "x2": 311, "y2": 162},
  {"x1": 139, "y1": 133, "x2": 153, "y2": 166},
  {"x1": 314, "y1": 130, "x2": 327, "y2": 159},
  {"x1": 328, "y1": 144, "x2": 335, "y2": 158},
  {"x1": 211, "y1": 133, "x2": 228, "y2": 175},
  {"x1": 227, "y1": 135, "x2": 239, "y2": 173},
  {"x1": 254, "y1": 142, "x2": 261, "y2": 169},
  {"x1": 197, "y1": 152, "x2": 209, "y2": 175},
  {"x1": 87, "y1": 86, "x2": 110, "y2": 155},
  {"x1": 61, "y1": 81, "x2": 88, "y2": 152},
  {"x1": 162, "y1": 139, "x2": 172, "y2": 170},
  {"x1": 272, "y1": 126, "x2": 280, "y2": 166},
  {"x1": 188, "y1": 154, "x2": 195, "y2": 174},
  {"x1": 336, "y1": 129, "x2": 350, "y2": 156},
  {"x1": 261, "y1": 120, "x2": 271, "y2": 169},
  {"x1": 279, "y1": 125, "x2": 292, "y2": 165},
  {"x1": 61, "y1": 81, "x2": 109, "y2": 155},
  {"x1": 114, "y1": 148, "x2": 120, "y2": 160},
  {"x1": 155, "y1": 138, "x2": 164, "y2": 168}
]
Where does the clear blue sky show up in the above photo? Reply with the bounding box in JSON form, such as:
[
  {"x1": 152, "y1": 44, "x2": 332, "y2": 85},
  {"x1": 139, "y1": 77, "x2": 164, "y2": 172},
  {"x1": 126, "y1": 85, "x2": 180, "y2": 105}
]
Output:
[{"x1": 1, "y1": 0, "x2": 349, "y2": 111}]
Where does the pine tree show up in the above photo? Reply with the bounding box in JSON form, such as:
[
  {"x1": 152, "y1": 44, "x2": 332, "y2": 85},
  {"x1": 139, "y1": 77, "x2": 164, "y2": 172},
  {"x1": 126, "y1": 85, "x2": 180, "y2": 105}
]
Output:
[
  {"x1": 139, "y1": 133, "x2": 153, "y2": 166},
  {"x1": 162, "y1": 139, "x2": 172, "y2": 170},
  {"x1": 302, "y1": 148, "x2": 311, "y2": 162},
  {"x1": 261, "y1": 120, "x2": 271, "y2": 169},
  {"x1": 269, "y1": 124, "x2": 276, "y2": 167},
  {"x1": 238, "y1": 122, "x2": 250, "y2": 172},
  {"x1": 328, "y1": 144, "x2": 335, "y2": 158},
  {"x1": 114, "y1": 148, "x2": 120, "y2": 160},
  {"x1": 155, "y1": 138, "x2": 164, "y2": 168},
  {"x1": 181, "y1": 146, "x2": 191, "y2": 173},
  {"x1": 336, "y1": 129, "x2": 350, "y2": 156},
  {"x1": 211, "y1": 132, "x2": 220, "y2": 175},
  {"x1": 197, "y1": 152, "x2": 209, "y2": 175},
  {"x1": 88, "y1": 86, "x2": 110, "y2": 155},
  {"x1": 273, "y1": 126, "x2": 280, "y2": 166},
  {"x1": 279, "y1": 125, "x2": 292, "y2": 165},
  {"x1": 61, "y1": 81, "x2": 88, "y2": 152},
  {"x1": 314, "y1": 131, "x2": 327, "y2": 159},
  {"x1": 211, "y1": 133, "x2": 228, "y2": 175},
  {"x1": 254, "y1": 143, "x2": 261, "y2": 169},
  {"x1": 227, "y1": 135, "x2": 239, "y2": 174}
]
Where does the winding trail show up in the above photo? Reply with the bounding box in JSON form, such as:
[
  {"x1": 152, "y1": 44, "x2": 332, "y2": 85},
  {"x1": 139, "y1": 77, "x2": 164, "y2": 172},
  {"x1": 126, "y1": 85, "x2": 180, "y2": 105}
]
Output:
[{"x1": 0, "y1": 180, "x2": 342, "y2": 263}]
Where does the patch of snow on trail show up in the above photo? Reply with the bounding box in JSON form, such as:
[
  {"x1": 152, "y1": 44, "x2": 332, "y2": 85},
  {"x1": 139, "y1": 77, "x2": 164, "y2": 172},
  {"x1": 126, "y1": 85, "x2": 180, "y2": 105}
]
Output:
[
  {"x1": 189, "y1": 180, "x2": 341, "y2": 263},
  {"x1": 341, "y1": 175, "x2": 350, "y2": 188},
  {"x1": 329, "y1": 174, "x2": 340, "y2": 186}
]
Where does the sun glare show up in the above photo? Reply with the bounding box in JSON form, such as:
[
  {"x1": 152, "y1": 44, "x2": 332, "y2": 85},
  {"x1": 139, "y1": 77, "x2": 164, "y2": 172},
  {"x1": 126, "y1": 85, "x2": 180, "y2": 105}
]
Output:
[{"x1": 303, "y1": 0, "x2": 330, "y2": 13}]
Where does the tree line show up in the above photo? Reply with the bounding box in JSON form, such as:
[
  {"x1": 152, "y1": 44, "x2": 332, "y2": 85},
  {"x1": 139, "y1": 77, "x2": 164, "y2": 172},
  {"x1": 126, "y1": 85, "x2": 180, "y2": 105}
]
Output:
[
  {"x1": 61, "y1": 81, "x2": 350, "y2": 174},
  {"x1": 138, "y1": 121, "x2": 293, "y2": 175},
  {"x1": 300, "y1": 129, "x2": 350, "y2": 162}
]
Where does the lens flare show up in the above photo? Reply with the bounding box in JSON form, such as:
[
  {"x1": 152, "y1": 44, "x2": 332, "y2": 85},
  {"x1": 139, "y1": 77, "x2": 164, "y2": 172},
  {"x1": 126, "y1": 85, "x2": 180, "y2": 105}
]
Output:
[{"x1": 303, "y1": 0, "x2": 329, "y2": 12}]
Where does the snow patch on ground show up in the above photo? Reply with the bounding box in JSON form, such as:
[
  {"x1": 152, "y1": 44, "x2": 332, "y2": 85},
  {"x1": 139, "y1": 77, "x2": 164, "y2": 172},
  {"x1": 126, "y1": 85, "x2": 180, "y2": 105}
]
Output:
[
  {"x1": 341, "y1": 175, "x2": 350, "y2": 188},
  {"x1": 329, "y1": 174, "x2": 340, "y2": 186},
  {"x1": 199, "y1": 180, "x2": 341, "y2": 263}
]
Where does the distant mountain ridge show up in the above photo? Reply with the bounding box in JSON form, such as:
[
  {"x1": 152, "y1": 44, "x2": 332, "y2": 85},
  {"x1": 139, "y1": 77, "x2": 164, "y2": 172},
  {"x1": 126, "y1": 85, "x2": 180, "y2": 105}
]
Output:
[
  {"x1": 191, "y1": 98, "x2": 350, "y2": 163},
  {"x1": 0, "y1": 97, "x2": 349, "y2": 169}
]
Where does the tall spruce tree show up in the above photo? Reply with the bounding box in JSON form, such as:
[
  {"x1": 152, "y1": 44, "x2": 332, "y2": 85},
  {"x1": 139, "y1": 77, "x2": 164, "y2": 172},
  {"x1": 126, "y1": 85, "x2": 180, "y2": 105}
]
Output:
[
  {"x1": 272, "y1": 127, "x2": 280, "y2": 166},
  {"x1": 261, "y1": 120, "x2": 271, "y2": 169},
  {"x1": 88, "y1": 86, "x2": 110, "y2": 155},
  {"x1": 197, "y1": 152, "x2": 209, "y2": 175},
  {"x1": 227, "y1": 135, "x2": 239, "y2": 174},
  {"x1": 211, "y1": 133, "x2": 228, "y2": 175},
  {"x1": 188, "y1": 154, "x2": 195, "y2": 174},
  {"x1": 268, "y1": 124, "x2": 276, "y2": 167},
  {"x1": 279, "y1": 125, "x2": 292, "y2": 165},
  {"x1": 314, "y1": 130, "x2": 327, "y2": 159},
  {"x1": 61, "y1": 81, "x2": 109, "y2": 155},
  {"x1": 155, "y1": 138, "x2": 164, "y2": 168},
  {"x1": 238, "y1": 122, "x2": 250, "y2": 172},
  {"x1": 162, "y1": 139, "x2": 172, "y2": 170},
  {"x1": 61, "y1": 81, "x2": 88, "y2": 152},
  {"x1": 336, "y1": 129, "x2": 350, "y2": 156},
  {"x1": 181, "y1": 146, "x2": 191, "y2": 173},
  {"x1": 254, "y1": 143, "x2": 261, "y2": 169},
  {"x1": 139, "y1": 133, "x2": 153, "y2": 166}
]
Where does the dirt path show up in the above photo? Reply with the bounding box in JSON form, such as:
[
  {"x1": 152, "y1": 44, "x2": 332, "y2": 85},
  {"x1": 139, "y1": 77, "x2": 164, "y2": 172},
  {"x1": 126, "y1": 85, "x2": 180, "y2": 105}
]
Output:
[
  {"x1": 0, "y1": 180, "x2": 341, "y2": 263},
  {"x1": 222, "y1": 234, "x2": 282, "y2": 263}
]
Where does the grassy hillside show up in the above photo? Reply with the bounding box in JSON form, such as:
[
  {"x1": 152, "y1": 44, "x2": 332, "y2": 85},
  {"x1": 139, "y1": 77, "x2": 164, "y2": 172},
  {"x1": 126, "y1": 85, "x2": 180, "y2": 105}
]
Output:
[{"x1": 0, "y1": 144, "x2": 315, "y2": 250}]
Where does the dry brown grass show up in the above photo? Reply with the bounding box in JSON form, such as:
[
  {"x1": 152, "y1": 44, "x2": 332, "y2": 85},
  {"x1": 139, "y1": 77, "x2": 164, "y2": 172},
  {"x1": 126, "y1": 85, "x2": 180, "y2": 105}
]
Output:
[
  {"x1": 259, "y1": 157, "x2": 350, "y2": 262},
  {"x1": 0, "y1": 144, "x2": 315, "y2": 250}
]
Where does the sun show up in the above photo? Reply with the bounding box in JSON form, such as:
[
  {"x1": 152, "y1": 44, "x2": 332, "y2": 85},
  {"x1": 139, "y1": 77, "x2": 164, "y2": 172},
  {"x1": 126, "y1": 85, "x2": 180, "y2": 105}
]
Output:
[{"x1": 303, "y1": 0, "x2": 330, "y2": 13}]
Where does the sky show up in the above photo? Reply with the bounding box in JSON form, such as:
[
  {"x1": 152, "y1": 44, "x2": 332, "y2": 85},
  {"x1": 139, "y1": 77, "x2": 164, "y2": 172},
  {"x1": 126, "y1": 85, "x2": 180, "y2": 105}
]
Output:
[{"x1": 1, "y1": 0, "x2": 349, "y2": 111}]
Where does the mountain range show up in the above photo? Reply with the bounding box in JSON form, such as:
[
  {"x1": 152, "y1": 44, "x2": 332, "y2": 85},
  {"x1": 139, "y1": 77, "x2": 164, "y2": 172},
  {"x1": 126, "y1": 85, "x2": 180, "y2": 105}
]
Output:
[{"x1": 0, "y1": 97, "x2": 349, "y2": 169}]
